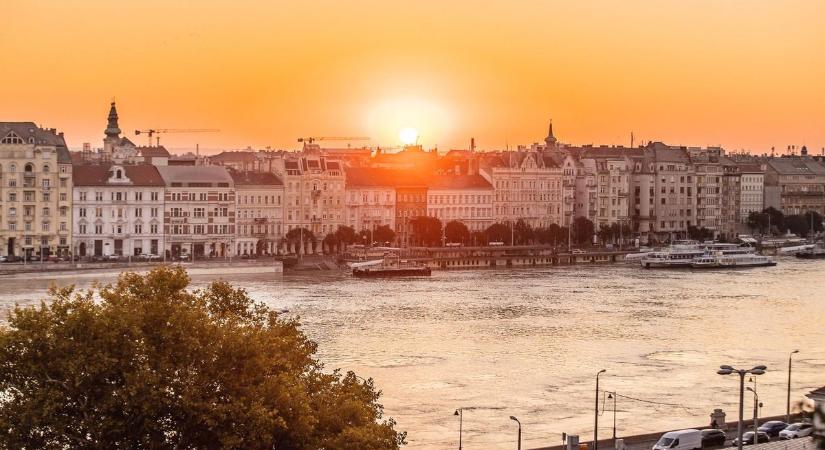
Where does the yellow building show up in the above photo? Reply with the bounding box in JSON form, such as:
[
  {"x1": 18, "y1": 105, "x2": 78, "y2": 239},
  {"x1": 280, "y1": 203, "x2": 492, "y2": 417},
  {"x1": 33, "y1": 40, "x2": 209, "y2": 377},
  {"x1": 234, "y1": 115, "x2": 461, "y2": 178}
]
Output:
[{"x1": 0, "y1": 123, "x2": 73, "y2": 260}]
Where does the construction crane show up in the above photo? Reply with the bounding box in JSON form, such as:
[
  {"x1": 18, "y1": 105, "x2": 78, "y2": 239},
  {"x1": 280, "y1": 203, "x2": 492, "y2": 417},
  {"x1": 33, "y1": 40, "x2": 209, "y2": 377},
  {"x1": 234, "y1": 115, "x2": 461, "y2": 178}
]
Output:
[
  {"x1": 135, "y1": 128, "x2": 220, "y2": 146},
  {"x1": 297, "y1": 136, "x2": 370, "y2": 144}
]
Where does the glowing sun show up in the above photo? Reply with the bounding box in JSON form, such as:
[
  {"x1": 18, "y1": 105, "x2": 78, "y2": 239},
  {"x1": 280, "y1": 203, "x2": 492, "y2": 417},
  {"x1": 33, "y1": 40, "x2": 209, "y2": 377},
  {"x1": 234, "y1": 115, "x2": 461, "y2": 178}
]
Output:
[{"x1": 399, "y1": 127, "x2": 419, "y2": 145}]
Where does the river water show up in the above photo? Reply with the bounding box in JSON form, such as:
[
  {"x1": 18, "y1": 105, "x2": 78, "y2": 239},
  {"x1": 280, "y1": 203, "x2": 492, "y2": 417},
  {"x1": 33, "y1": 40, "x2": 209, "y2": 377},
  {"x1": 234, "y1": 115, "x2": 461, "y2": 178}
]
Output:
[{"x1": 1, "y1": 258, "x2": 824, "y2": 449}]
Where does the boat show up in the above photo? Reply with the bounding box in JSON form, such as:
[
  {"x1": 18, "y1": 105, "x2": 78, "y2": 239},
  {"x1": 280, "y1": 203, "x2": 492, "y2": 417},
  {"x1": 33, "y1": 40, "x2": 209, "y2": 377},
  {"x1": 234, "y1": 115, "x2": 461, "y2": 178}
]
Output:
[
  {"x1": 691, "y1": 247, "x2": 776, "y2": 269},
  {"x1": 640, "y1": 242, "x2": 706, "y2": 268},
  {"x1": 352, "y1": 253, "x2": 432, "y2": 278},
  {"x1": 796, "y1": 245, "x2": 825, "y2": 259}
]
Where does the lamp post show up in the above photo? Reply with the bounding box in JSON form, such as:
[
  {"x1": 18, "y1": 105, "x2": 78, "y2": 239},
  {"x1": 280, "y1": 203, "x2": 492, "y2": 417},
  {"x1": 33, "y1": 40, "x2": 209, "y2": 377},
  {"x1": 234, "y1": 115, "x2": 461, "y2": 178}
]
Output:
[
  {"x1": 746, "y1": 387, "x2": 761, "y2": 443},
  {"x1": 607, "y1": 392, "x2": 617, "y2": 446},
  {"x1": 454, "y1": 409, "x2": 463, "y2": 450},
  {"x1": 787, "y1": 349, "x2": 799, "y2": 423},
  {"x1": 595, "y1": 369, "x2": 606, "y2": 450},
  {"x1": 510, "y1": 415, "x2": 522, "y2": 450},
  {"x1": 717, "y1": 364, "x2": 767, "y2": 450}
]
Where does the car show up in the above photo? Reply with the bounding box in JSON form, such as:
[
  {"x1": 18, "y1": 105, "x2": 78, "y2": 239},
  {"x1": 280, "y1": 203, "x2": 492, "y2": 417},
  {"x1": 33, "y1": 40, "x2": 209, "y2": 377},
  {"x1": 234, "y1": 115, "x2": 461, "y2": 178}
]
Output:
[
  {"x1": 572, "y1": 249, "x2": 586, "y2": 254},
  {"x1": 489, "y1": 241, "x2": 505, "y2": 246},
  {"x1": 145, "y1": 254, "x2": 162, "y2": 261},
  {"x1": 653, "y1": 429, "x2": 702, "y2": 450},
  {"x1": 701, "y1": 429, "x2": 727, "y2": 447},
  {"x1": 778, "y1": 423, "x2": 813, "y2": 440},
  {"x1": 731, "y1": 431, "x2": 770, "y2": 446},
  {"x1": 105, "y1": 254, "x2": 121, "y2": 261},
  {"x1": 0, "y1": 255, "x2": 7, "y2": 263},
  {"x1": 757, "y1": 421, "x2": 788, "y2": 437}
]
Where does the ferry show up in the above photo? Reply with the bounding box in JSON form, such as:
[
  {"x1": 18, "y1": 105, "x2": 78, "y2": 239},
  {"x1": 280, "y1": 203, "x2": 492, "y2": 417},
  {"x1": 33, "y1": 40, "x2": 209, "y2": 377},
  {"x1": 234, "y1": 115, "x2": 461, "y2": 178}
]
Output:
[
  {"x1": 691, "y1": 249, "x2": 776, "y2": 269},
  {"x1": 352, "y1": 253, "x2": 432, "y2": 278},
  {"x1": 639, "y1": 242, "x2": 706, "y2": 268}
]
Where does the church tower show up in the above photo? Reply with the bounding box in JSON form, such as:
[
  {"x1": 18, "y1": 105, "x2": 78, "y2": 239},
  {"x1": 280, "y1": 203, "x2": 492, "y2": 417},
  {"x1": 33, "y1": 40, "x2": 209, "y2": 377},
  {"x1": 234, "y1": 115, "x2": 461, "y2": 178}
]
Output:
[
  {"x1": 103, "y1": 101, "x2": 121, "y2": 155},
  {"x1": 544, "y1": 119, "x2": 558, "y2": 149}
]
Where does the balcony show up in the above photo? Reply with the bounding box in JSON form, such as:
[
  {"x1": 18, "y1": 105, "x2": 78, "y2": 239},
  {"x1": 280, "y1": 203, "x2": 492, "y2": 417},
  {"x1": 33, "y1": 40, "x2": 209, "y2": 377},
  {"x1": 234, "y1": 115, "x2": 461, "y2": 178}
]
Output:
[{"x1": 23, "y1": 172, "x2": 36, "y2": 178}]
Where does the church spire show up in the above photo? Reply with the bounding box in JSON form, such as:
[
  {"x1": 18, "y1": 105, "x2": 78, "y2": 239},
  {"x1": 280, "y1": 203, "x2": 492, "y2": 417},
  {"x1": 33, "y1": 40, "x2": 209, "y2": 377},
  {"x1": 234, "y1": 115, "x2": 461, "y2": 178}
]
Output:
[
  {"x1": 544, "y1": 119, "x2": 557, "y2": 147},
  {"x1": 105, "y1": 101, "x2": 121, "y2": 139}
]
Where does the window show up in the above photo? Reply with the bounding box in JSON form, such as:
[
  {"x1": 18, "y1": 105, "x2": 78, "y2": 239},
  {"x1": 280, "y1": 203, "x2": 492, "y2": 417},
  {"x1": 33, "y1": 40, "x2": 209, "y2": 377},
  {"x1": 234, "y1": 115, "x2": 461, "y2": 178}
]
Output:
[
  {"x1": 134, "y1": 224, "x2": 142, "y2": 234},
  {"x1": 135, "y1": 208, "x2": 143, "y2": 217},
  {"x1": 151, "y1": 192, "x2": 159, "y2": 201},
  {"x1": 42, "y1": 164, "x2": 50, "y2": 173},
  {"x1": 79, "y1": 224, "x2": 86, "y2": 234},
  {"x1": 95, "y1": 224, "x2": 103, "y2": 234},
  {"x1": 8, "y1": 192, "x2": 15, "y2": 202},
  {"x1": 135, "y1": 192, "x2": 143, "y2": 201},
  {"x1": 150, "y1": 224, "x2": 158, "y2": 234},
  {"x1": 1, "y1": 132, "x2": 24, "y2": 144},
  {"x1": 95, "y1": 192, "x2": 103, "y2": 202}
]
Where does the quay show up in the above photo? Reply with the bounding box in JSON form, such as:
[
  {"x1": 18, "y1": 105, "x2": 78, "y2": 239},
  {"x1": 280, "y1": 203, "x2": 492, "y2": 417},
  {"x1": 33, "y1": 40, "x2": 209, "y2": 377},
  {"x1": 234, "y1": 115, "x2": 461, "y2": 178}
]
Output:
[{"x1": 0, "y1": 259, "x2": 283, "y2": 278}]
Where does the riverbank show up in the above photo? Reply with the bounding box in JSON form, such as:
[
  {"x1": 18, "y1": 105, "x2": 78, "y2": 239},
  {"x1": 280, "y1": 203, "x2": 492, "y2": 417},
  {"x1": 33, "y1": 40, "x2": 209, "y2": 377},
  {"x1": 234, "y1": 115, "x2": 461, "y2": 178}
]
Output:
[{"x1": 0, "y1": 259, "x2": 283, "y2": 279}]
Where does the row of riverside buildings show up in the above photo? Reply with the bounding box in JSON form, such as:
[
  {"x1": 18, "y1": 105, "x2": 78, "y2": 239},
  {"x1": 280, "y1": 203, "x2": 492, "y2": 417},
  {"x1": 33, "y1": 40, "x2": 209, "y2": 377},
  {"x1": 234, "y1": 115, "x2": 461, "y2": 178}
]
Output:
[{"x1": 2, "y1": 105, "x2": 825, "y2": 259}]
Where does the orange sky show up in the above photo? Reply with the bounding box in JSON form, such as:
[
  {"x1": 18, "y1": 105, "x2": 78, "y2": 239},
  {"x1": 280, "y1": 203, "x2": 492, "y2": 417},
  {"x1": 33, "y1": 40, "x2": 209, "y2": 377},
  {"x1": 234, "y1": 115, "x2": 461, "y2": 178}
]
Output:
[{"x1": 1, "y1": 1, "x2": 824, "y2": 154}]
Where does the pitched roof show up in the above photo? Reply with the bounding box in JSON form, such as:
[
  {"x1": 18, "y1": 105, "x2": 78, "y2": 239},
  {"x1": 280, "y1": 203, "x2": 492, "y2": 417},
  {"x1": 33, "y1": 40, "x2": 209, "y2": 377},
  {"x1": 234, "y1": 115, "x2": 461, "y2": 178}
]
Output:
[
  {"x1": 156, "y1": 166, "x2": 234, "y2": 185},
  {"x1": 138, "y1": 146, "x2": 170, "y2": 157},
  {"x1": 428, "y1": 174, "x2": 492, "y2": 190},
  {"x1": 210, "y1": 151, "x2": 257, "y2": 163},
  {"x1": 0, "y1": 122, "x2": 71, "y2": 163},
  {"x1": 767, "y1": 157, "x2": 825, "y2": 175},
  {"x1": 72, "y1": 164, "x2": 165, "y2": 186},
  {"x1": 345, "y1": 167, "x2": 426, "y2": 188},
  {"x1": 229, "y1": 170, "x2": 283, "y2": 186}
]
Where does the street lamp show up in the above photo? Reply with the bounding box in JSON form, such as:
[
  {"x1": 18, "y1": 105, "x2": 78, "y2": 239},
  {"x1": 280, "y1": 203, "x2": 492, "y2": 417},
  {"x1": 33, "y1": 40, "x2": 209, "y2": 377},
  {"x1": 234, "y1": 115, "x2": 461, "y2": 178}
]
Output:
[
  {"x1": 787, "y1": 349, "x2": 799, "y2": 423},
  {"x1": 454, "y1": 409, "x2": 463, "y2": 450},
  {"x1": 607, "y1": 392, "x2": 617, "y2": 446},
  {"x1": 595, "y1": 369, "x2": 606, "y2": 450},
  {"x1": 717, "y1": 364, "x2": 767, "y2": 450},
  {"x1": 510, "y1": 415, "x2": 522, "y2": 450},
  {"x1": 746, "y1": 387, "x2": 761, "y2": 443}
]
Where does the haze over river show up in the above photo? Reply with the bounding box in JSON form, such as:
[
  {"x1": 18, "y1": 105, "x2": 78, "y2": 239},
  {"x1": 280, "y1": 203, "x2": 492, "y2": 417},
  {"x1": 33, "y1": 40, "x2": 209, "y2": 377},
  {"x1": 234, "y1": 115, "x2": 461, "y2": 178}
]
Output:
[{"x1": 2, "y1": 258, "x2": 824, "y2": 449}]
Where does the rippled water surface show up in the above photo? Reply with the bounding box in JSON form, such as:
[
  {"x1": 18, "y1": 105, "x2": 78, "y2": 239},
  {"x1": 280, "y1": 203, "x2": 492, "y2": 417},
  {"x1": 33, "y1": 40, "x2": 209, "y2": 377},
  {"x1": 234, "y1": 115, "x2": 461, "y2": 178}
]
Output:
[{"x1": 2, "y1": 259, "x2": 824, "y2": 449}]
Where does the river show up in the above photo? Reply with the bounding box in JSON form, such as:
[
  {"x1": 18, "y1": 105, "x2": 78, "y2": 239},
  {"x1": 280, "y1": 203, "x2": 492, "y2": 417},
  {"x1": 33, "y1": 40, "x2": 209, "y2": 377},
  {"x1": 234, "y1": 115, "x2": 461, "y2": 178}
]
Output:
[{"x1": 1, "y1": 258, "x2": 824, "y2": 449}]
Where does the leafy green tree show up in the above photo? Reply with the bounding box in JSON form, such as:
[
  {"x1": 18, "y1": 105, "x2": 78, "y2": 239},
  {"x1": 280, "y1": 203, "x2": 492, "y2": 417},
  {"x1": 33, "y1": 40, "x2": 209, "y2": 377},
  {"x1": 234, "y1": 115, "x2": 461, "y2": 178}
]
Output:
[
  {"x1": 286, "y1": 227, "x2": 316, "y2": 254},
  {"x1": 785, "y1": 213, "x2": 821, "y2": 237},
  {"x1": 0, "y1": 266, "x2": 405, "y2": 449},
  {"x1": 410, "y1": 216, "x2": 443, "y2": 247},
  {"x1": 445, "y1": 220, "x2": 470, "y2": 244},
  {"x1": 687, "y1": 225, "x2": 714, "y2": 241},
  {"x1": 484, "y1": 223, "x2": 511, "y2": 245},
  {"x1": 335, "y1": 225, "x2": 357, "y2": 249},
  {"x1": 323, "y1": 232, "x2": 339, "y2": 254},
  {"x1": 763, "y1": 207, "x2": 785, "y2": 234},
  {"x1": 373, "y1": 225, "x2": 396, "y2": 244}
]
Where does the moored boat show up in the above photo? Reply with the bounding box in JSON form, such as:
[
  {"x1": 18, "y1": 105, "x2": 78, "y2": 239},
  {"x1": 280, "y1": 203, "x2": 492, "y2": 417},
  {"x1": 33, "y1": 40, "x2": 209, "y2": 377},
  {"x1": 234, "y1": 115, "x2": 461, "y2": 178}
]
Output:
[
  {"x1": 352, "y1": 253, "x2": 432, "y2": 278},
  {"x1": 796, "y1": 246, "x2": 825, "y2": 259}
]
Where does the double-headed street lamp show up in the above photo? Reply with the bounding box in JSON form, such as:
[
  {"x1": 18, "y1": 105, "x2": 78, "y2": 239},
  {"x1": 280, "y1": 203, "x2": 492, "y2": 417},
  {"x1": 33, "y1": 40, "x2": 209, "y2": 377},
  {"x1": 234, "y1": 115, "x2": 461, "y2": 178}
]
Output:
[
  {"x1": 454, "y1": 409, "x2": 463, "y2": 450},
  {"x1": 595, "y1": 369, "x2": 606, "y2": 450},
  {"x1": 717, "y1": 364, "x2": 767, "y2": 450},
  {"x1": 787, "y1": 349, "x2": 799, "y2": 423},
  {"x1": 510, "y1": 415, "x2": 522, "y2": 450}
]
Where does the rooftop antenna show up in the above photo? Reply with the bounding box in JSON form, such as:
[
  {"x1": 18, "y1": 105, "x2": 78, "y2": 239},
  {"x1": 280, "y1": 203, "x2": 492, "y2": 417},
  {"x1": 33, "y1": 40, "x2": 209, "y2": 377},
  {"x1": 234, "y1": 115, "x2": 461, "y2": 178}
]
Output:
[{"x1": 630, "y1": 131, "x2": 634, "y2": 148}]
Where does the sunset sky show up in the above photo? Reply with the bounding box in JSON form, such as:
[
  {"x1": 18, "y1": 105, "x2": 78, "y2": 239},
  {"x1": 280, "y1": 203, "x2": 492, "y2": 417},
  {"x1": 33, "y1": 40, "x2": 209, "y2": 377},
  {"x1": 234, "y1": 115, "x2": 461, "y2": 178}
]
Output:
[{"x1": 1, "y1": 1, "x2": 823, "y2": 154}]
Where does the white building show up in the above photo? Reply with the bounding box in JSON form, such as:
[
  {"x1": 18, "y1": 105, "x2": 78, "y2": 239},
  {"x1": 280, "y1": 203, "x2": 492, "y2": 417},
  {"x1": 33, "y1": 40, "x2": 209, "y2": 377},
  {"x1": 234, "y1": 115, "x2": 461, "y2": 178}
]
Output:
[
  {"x1": 427, "y1": 174, "x2": 494, "y2": 232},
  {"x1": 230, "y1": 170, "x2": 284, "y2": 256},
  {"x1": 738, "y1": 164, "x2": 764, "y2": 222},
  {"x1": 72, "y1": 164, "x2": 165, "y2": 258},
  {"x1": 344, "y1": 168, "x2": 399, "y2": 232},
  {"x1": 156, "y1": 166, "x2": 235, "y2": 259}
]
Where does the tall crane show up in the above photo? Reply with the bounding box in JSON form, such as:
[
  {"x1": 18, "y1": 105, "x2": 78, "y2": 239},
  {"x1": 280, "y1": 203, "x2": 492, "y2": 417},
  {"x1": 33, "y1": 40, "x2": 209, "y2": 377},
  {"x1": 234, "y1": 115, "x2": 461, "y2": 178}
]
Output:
[
  {"x1": 297, "y1": 136, "x2": 370, "y2": 145},
  {"x1": 135, "y1": 128, "x2": 220, "y2": 146}
]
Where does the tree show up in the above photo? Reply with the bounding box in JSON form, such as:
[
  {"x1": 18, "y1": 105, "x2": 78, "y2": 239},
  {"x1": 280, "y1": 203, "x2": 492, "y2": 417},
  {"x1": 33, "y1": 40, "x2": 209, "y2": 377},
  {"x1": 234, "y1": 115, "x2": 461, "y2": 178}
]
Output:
[
  {"x1": 335, "y1": 225, "x2": 357, "y2": 249},
  {"x1": 410, "y1": 216, "x2": 443, "y2": 247},
  {"x1": 444, "y1": 220, "x2": 470, "y2": 244},
  {"x1": 763, "y1": 207, "x2": 785, "y2": 234},
  {"x1": 373, "y1": 225, "x2": 396, "y2": 245},
  {"x1": 572, "y1": 217, "x2": 595, "y2": 246},
  {"x1": 484, "y1": 223, "x2": 511, "y2": 245},
  {"x1": 747, "y1": 211, "x2": 769, "y2": 234},
  {"x1": 0, "y1": 266, "x2": 405, "y2": 449},
  {"x1": 323, "y1": 233, "x2": 339, "y2": 254},
  {"x1": 286, "y1": 227, "x2": 316, "y2": 254},
  {"x1": 687, "y1": 225, "x2": 714, "y2": 241},
  {"x1": 804, "y1": 211, "x2": 824, "y2": 235},
  {"x1": 513, "y1": 219, "x2": 533, "y2": 245}
]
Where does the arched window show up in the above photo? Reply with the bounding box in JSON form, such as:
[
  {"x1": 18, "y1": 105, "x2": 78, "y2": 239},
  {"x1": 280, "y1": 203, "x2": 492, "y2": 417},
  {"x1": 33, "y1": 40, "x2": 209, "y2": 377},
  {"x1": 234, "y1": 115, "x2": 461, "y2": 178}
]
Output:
[
  {"x1": 9, "y1": 164, "x2": 16, "y2": 173},
  {"x1": 116, "y1": 169, "x2": 122, "y2": 179},
  {"x1": 42, "y1": 164, "x2": 50, "y2": 173},
  {"x1": 1, "y1": 132, "x2": 23, "y2": 144},
  {"x1": 24, "y1": 163, "x2": 34, "y2": 173}
]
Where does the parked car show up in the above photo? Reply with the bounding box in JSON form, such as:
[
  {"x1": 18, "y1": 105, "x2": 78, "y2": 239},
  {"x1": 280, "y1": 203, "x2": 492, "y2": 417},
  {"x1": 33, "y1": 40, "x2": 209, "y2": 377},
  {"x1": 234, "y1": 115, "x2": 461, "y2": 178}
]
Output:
[
  {"x1": 732, "y1": 431, "x2": 770, "y2": 446},
  {"x1": 757, "y1": 421, "x2": 788, "y2": 437},
  {"x1": 0, "y1": 255, "x2": 7, "y2": 263},
  {"x1": 778, "y1": 423, "x2": 813, "y2": 440},
  {"x1": 653, "y1": 429, "x2": 703, "y2": 450},
  {"x1": 572, "y1": 249, "x2": 586, "y2": 254},
  {"x1": 701, "y1": 429, "x2": 727, "y2": 447}
]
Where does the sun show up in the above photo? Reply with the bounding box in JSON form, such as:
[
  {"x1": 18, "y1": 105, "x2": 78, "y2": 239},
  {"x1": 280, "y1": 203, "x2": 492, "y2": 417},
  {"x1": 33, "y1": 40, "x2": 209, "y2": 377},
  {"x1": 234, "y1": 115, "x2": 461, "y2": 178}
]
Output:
[{"x1": 399, "y1": 127, "x2": 419, "y2": 145}]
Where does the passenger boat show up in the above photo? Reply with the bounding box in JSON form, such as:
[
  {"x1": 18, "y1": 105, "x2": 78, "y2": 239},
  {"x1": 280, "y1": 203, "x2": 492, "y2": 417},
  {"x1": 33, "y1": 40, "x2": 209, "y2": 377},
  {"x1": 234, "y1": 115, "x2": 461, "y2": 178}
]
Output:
[
  {"x1": 691, "y1": 247, "x2": 776, "y2": 269},
  {"x1": 352, "y1": 253, "x2": 432, "y2": 278},
  {"x1": 796, "y1": 245, "x2": 825, "y2": 259},
  {"x1": 639, "y1": 242, "x2": 706, "y2": 268}
]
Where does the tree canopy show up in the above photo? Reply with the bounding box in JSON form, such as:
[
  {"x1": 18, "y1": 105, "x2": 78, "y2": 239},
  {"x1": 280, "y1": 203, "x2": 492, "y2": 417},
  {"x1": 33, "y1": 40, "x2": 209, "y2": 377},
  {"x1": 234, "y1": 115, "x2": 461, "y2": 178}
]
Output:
[
  {"x1": 410, "y1": 216, "x2": 443, "y2": 246},
  {"x1": 571, "y1": 217, "x2": 595, "y2": 246},
  {"x1": 0, "y1": 266, "x2": 405, "y2": 449},
  {"x1": 373, "y1": 225, "x2": 396, "y2": 245},
  {"x1": 444, "y1": 220, "x2": 470, "y2": 244},
  {"x1": 484, "y1": 223, "x2": 511, "y2": 245}
]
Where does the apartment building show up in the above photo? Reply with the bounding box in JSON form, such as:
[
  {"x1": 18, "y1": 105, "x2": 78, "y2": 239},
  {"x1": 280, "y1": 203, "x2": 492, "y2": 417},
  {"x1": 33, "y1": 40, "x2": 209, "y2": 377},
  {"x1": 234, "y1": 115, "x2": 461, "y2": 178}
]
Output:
[
  {"x1": 156, "y1": 166, "x2": 235, "y2": 259},
  {"x1": 230, "y1": 170, "x2": 284, "y2": 256},
  {"x1": 427, "y1": 174, "x2": 494, "y2": 232},
  {"x1": 72, "y1": 164, "x2": 165, "y2": 257},
  {"x1": 0, "y1": 123, "x2": 73, "y2": 259}
]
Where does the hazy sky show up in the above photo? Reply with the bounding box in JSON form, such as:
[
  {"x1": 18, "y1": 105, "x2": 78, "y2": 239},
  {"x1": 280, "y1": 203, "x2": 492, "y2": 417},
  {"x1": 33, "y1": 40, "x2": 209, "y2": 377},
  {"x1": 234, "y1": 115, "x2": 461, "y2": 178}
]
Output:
[{"x1": 1, "y1": 1, "x2": 823, "y2": 154}]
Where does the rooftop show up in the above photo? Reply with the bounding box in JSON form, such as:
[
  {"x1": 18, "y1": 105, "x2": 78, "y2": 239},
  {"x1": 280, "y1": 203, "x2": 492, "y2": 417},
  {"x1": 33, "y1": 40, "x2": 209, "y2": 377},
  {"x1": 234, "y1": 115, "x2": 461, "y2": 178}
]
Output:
[
  {"x1": 72, "y1": 164, "x2": 165, "y2": 187},
  {"x1": 156, "y1": 166, "x2": 234, "y2": 185}
]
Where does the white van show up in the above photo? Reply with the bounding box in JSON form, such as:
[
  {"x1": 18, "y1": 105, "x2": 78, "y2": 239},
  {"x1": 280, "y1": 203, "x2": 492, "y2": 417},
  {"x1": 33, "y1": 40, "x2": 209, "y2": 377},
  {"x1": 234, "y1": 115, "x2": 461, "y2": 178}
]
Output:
[{"x1": 652, "y1": 429, "x2": 702, "y2": 450}]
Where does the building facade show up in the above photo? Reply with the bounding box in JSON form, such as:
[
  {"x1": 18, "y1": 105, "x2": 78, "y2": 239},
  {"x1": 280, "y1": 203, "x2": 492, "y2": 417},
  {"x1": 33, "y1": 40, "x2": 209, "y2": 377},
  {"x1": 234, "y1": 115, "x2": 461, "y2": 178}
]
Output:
[
  {"x1": 0, "y1": 123, "x2": 73, "y2": 259},
  {"x1": 427, "y1": 174, "x2": 494, "y2": 233},
  {"x1": 231, "y1": 170, "x2": 284, "y2": 256},
  {"x1": 156, "y1": 166, "x2": 235, "y2": 259},
  {"x1": 765, "y1": 157, "x2": 825, "y2": 216},
  {"x1": 72, "y1": 164, "x2": 165, "y2": 258}
]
